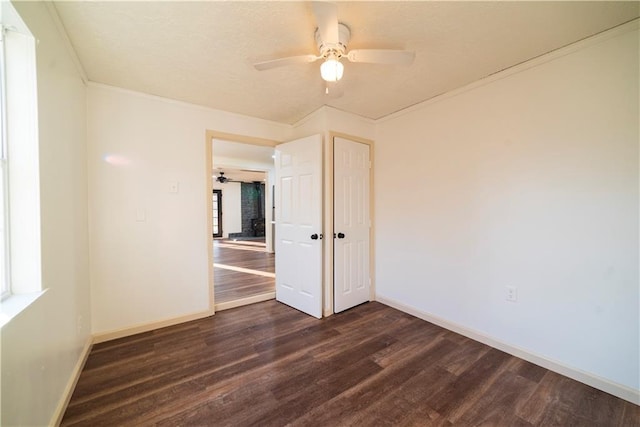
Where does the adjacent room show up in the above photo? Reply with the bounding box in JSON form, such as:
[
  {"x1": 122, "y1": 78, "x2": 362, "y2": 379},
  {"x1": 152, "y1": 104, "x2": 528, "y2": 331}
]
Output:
[
  {"x1": 1, "y1": 1, "x2": 638, "y2": 425},
  {"x1": 211, "y1": 139, "x2": 276, "y2": 309}
]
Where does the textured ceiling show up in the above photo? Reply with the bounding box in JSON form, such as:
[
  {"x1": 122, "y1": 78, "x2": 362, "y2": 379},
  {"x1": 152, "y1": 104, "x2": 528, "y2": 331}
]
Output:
[{"x1": 54, "y1": 1, "x2": 639, "y2": 124}]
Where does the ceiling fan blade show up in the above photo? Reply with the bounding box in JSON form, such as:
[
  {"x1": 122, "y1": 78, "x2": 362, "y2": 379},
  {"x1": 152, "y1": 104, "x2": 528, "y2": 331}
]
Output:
[
  {"x1": 346, "y1": 49, "x2": 415, "y2": 65},
  {"x1": 254, "y1": 54, "x2": 318, "y2": 71},
  {"x1": 312, "y1": 2, "x2": 339, "y2": 46},
  {"x1": 325, "y1": 81, "x2": 343, "y2": 99}
]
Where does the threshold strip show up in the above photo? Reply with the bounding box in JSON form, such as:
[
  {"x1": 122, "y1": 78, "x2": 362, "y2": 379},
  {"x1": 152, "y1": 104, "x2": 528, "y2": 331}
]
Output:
[
  {"x1": 215, "y1": 243, "x2": 268, "y2": 252},
  {"x1": 222, "y1": 240, "x2": 266, "y2": 247},
  {"x1": 214, "y1": 263, "x2": 276, "y2": 278}
]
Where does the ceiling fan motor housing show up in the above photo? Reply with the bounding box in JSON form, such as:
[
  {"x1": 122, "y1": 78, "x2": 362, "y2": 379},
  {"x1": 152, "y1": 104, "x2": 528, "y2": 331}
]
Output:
[
  {"x1": 217, "y1": 172, "x2": 228, "y2": 183},
  {"x1": 315, "y1": 23, "x2": 351, "y2": 58}
]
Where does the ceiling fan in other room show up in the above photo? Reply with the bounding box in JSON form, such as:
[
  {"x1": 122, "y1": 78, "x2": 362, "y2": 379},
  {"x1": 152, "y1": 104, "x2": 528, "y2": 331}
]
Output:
[
  {"x1": 253, "y1": 1, "x2": 415, "y2": 97},
  {"x1": 215, "y1": 171, "x2": 266, "y2": 184},
  {"x1": 215, "y1": 171, "x2": 232, "y2": 184}
]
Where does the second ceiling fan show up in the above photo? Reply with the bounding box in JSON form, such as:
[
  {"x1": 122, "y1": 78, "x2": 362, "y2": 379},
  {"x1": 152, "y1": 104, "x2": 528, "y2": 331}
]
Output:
[{"x1": 253, "y1": 2, "x2": 415, "y2": 96}]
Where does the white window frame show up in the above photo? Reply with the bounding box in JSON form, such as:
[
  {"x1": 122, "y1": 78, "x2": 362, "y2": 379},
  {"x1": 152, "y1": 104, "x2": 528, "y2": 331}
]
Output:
[
  {"x1": 0, "y1": 2, "x2": 44, "y2": 326},
  {"x1": 0, "y1": 24, "x2": 11, "y2": 300}
]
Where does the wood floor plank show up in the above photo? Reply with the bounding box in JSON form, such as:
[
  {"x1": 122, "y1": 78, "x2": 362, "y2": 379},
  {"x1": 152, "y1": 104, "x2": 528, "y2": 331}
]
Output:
[
  {"x1": 455, "y1": 369, "x2": 537, "y2": 426},
  {"x1": 371, "y1": 318, "x2": 446, "y2": 368},
  {"x1": 213, "y1": 238, "x2": 275, "y2": 303},
  {"x1": 293, "y1": 339, "x2": 459, "y2": 427},
  {"x1": 428, "y1": 347, "x2": 513, "y2": 422},
  {"x1": 214, "y1": 269, "x2": 274, "y2": 301},
  {"x1": 213, "y1": 240, "x2": 274, "y2": 273},
  {"x1": 62, "y1": 301, "x2": 640, "y2": 426},
  {"x1": 508, "y1": 356, "x2": 548, "y2": 383},
  {"x1": 255, "y1": 358, "x2": 384, "y2": 426},
  {"x1": 435, "y1": 334, "x2": 491, "y2": 376}
]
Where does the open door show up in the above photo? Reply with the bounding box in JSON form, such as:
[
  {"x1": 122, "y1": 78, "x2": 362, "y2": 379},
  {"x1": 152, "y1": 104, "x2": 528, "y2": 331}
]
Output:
[
  {"x1": 275, "y1": 134, "x2": 323, "y2": 318},
  {"x1": 334, "y1": 137, "x2": 371, "y2": 313}
]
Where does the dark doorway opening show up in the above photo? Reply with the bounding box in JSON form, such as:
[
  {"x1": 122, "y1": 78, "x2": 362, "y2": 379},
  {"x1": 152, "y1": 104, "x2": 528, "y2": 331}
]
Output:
[{"x1": 212, "y1": 189, "x2": 223, "y2": 238}]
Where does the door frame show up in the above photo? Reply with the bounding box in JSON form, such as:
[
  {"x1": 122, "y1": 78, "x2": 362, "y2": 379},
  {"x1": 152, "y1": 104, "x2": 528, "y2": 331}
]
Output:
[
  {"x1": 325, "y1": 132, "x2": 375, "y2": 316},
  {"x1": 205, "y1": 130, "x2": 279, "y2": 313}
]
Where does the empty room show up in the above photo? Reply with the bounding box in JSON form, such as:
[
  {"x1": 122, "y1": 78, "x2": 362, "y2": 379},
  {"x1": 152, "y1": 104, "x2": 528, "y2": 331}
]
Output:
[{"x1": 1, "y1": 1, "x2": 638, "y2": 426}]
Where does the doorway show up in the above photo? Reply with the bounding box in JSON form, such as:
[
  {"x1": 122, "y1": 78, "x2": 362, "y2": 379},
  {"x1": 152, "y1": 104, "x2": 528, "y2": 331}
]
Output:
[{"x1": 208, "y1": 134, "x2": 278, "y2": 311}]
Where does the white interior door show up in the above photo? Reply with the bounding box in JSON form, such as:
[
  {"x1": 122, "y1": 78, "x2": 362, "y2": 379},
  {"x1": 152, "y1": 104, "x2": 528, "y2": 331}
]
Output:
[
  {"x1": 334, "y1": 137, "x2": 371, "y2": 313},
  {"x1": 275, "y1": 134, "x2": 323, "y2": 318}
]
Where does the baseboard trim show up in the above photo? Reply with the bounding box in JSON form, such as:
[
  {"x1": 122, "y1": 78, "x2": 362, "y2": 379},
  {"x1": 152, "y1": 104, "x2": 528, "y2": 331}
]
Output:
[
  {"x1": 214, "y1": 292, "x2": 275, "y2": 311},
  {"x1": 375, "y1": 294, "x2": 640, "y2": 405},
  {"x1": 51, "y1": 336, "x2": 93, "y2": 426},
  {"x1": 93, "y1": 309, "x2": 215, "y2": 344}
]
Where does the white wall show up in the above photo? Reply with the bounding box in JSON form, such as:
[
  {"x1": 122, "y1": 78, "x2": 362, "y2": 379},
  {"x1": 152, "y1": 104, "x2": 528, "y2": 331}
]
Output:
[
  {"x1": 326, "y1": 107, "x2": 376, "y2": 141},
  {"x1": 291, "y1": 107, "x2": 327, "y2": 139},
  {"x1": 88, "y1": 84, "x2": 289, "y2": 335},
  {"x1": 291, "y1": 106, "x2": 375, "y2": 141},
  {"x1": 375, "y1": 26, "x2": 639, "y2": 397},
  {"x1": 1, "y1": 2, "x2": 91, "y2": 425},
  {"x1": 213, "y1": 181, "x2": 241, "y2": 237}
]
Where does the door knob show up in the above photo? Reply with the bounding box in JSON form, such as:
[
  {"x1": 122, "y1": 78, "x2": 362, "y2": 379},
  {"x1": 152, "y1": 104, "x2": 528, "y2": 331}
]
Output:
[
  {"x1": 311, "y1": 234, "x2": 319, "y2": 240},
  {"x1": 337, "y1": 232, "x2": 345, "y2": 239}
]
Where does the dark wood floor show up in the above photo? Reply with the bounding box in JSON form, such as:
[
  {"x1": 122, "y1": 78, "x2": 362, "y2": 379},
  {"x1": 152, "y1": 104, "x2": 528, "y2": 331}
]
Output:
[
  {"x1": 213, "y1": 239, "x2": 275, "y2": 303},
  {"x1": 62, "y1": 301, "x2": 639, "y2": 426}
]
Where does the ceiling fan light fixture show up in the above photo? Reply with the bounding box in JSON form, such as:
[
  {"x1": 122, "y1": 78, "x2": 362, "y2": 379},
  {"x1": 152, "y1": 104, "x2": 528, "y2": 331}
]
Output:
[{"x1": 320, "y1": 54, "x2": 344, "y2": 82}]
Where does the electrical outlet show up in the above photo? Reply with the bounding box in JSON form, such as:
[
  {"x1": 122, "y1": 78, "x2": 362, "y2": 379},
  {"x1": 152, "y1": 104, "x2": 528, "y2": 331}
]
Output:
[
  {"x1": 506, "y1": 286, "x2": 517, "y2": 302},
  {"x1": 168, "y1": 182, "x2": 179, "y2": 193}
]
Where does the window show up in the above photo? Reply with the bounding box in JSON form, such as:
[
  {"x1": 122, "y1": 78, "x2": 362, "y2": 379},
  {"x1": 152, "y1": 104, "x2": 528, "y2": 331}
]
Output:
[
  {"x1": 0, "y1": 2, "x2": 43, "y2": 316},
  {"x1": 0, "y1": 17, "x2": 11, "y2": 300},
  {"x1": 0, "y1": 146, "x2": 8, "y2": 299},
  {"x1": 1, "y1": 21, "x2": 11, "y2": 299}
]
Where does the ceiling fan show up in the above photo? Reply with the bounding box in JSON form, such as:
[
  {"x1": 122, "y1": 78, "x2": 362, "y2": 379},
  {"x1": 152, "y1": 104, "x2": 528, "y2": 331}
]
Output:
[
  {"x1": 215, "y1": 171, "x2": 231, "y2": 184},
  {"x1": 215, "y1": 171, "x2": 266, "y2": 184},
  {"x1": 253, "y1": 2, "x2": 415, "y2": 96}
]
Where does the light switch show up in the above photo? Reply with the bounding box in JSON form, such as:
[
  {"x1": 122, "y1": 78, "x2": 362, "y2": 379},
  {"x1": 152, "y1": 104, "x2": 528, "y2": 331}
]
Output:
[
  {"x1": 168, "y1": 182, "x2": 179, "y2": 193},
  {"x1": 136, "y1": 209, "x2": 146, "y2": 222}
]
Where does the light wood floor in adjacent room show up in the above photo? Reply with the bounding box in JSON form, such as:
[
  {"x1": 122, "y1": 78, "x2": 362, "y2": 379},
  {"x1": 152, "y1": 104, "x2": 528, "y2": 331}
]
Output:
[
  {"x1": 62, "y1": 300, "x2": 639, "y2": 426},
  {"x1": 213, "y1": 238, "x2": 275, "y2": 304}
]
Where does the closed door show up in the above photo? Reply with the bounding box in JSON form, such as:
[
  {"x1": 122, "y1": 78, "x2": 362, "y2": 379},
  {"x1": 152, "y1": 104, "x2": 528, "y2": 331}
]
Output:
[
  {"x1": 334, "y1": 137, "x2": 371, "y2": 313},
  {"x1": 275, "y1": 134, "x2": 323, "y2": 318}
]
